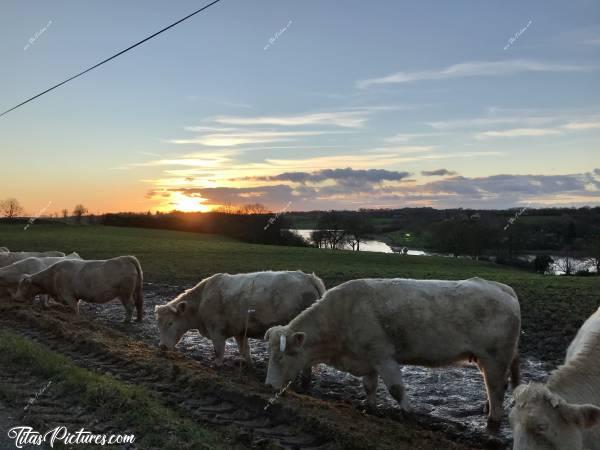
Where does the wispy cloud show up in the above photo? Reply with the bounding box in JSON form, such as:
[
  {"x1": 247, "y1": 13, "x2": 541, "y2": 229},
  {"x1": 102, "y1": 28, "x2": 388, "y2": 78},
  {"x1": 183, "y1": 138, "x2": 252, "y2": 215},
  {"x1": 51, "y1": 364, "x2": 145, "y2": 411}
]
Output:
[
  {"x1": 214, "y1": 111, "x2": 369, "y2": 128},
  {"x1": 563, "y1": 121, "x2": 600, "y2": 130},
  {"x1": 168, "y1": 130, "x2": 343, "y2": 147},
  {"x1": 357, "y1": 60, "x2": 588, "y2": 88},
  {"x1": 421, "y1": 169, "x2": 458, "y2": 177},
  {"x1": 384, "y1": 133, "x2": 441, "y2": 143},
  {"x1": 427, "y1": 115, "x2": 559, "y2": 130},
  {"x1": 475, "y1": 128, "x2": 563, "y2": 139}
]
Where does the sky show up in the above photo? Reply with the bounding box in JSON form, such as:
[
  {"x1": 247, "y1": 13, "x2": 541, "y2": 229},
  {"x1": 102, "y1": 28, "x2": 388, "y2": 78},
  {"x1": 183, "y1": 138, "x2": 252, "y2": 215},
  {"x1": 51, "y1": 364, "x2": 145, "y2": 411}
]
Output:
[{"x1": 1, "y1": 0, "x2": 599, "y2": 215}]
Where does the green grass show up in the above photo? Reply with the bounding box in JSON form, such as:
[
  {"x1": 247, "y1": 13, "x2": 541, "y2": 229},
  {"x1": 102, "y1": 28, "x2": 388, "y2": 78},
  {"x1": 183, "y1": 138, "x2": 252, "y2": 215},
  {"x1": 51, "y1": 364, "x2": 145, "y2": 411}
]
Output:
[
  {"x1": 0, "y1": 329, "x2": 238, "y2": 449},
  {"x1": 0, "y1": 224, "x2": 533, "y2": 285},
  {"x1": 1, "y1": 224, "x2": 598, "y2": 364}
]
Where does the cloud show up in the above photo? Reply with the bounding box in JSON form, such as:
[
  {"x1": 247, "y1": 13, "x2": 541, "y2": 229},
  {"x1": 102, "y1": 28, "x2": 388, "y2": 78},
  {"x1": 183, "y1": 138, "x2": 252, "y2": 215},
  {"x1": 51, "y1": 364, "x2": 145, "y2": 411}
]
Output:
[
  {"x1": 474, "y1": 128, "x2": 563, "y2": 139},
  {"x1": 562, "y1": 121, "x2": 600, "y2": 130},
  {"x1": 246, "y1": 168, "x2": 411, "y2": 184},
  {"x1": 421, "y1": 169, "x2": 458, "y2": 176},
  {"x1": 384, "y1": 133, "x2": 441, "y2": 143},
  {"x1": 357, "y1": 59, "x2": 588, "y2": 88},
  {"x1": 155, "y1": 170, "x2": 600, "y2": 210},
  {"x1": 427, "y1": 116, "x2": 559, "y2": 130},
  {"x1": 169, "y1": 130, "x2": 341, "y2": 147},
  {"x1": 214, "y1": 111, "x2": 369, "y2": 129}
]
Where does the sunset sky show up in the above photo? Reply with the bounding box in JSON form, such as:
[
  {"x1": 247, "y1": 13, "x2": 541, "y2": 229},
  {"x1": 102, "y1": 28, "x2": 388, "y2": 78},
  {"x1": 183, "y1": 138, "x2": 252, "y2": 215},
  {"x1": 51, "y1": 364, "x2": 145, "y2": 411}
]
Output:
[{"x1": 1, "y1": 0, "x2": 599, "y2": 215}]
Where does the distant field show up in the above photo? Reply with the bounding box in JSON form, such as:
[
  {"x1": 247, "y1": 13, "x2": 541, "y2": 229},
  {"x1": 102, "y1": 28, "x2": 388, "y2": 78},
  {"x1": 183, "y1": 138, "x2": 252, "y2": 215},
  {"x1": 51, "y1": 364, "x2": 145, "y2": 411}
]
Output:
[{"x1": 1, "y1": 224, "x2": 598, "y2": 364}]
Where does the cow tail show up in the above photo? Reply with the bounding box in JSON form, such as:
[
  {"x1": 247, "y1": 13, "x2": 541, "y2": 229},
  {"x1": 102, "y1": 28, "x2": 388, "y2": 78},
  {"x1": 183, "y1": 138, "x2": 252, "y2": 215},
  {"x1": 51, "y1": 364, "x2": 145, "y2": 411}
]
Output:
[
  {"x1": 131, "y1": 256, "x2": 144, "y2": 321},
  {"x1": 309, "y1": 273, "x2": 326, "y2": 298},
  {"x1": 510, "y1": 350, "x2": 521, "y2": 389}
]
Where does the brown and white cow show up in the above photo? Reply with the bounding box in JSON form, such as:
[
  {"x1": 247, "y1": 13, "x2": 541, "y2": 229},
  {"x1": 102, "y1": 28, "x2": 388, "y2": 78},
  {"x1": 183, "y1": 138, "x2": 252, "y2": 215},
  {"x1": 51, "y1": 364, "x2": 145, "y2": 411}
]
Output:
[
  {"x1": 265, "y1": 277, "x2": 521, "y2": 426},
  {"x1": 15, "y1": 256, "x2": 144, "y2": 322},
  {"x1": 510, "y1": 306, "x2": 600, "y2": 450},
  {"x1": 155, "y1": 271, "x2": 325, "y2": 371}
]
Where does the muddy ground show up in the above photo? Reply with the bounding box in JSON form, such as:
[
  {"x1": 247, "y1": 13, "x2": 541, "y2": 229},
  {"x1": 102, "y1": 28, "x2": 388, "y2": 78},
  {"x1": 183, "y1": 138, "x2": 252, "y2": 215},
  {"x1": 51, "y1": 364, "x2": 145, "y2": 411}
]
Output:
[{"x1": 70, "y1": 282, "x2": 551, "y2": 449}]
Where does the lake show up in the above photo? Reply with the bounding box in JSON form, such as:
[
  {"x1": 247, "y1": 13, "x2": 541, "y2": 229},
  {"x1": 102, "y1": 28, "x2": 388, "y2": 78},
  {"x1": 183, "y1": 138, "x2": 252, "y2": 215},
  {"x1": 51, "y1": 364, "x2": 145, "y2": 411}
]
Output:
[{"x1": 290, "y1": 229, "x2": 596, "y2": 275}]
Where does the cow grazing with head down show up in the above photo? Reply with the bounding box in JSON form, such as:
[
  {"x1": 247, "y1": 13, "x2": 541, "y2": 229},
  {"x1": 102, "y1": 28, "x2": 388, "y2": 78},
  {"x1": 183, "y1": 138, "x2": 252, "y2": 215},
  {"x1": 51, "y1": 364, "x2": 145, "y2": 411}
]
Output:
[
  {"x1": 155, "y1": 271, "x2": 325, "y2": 372},
  {"x1": 0, "y1": 253, "x2": 82, "y2": 303},
  {"x1": 15, "y1": 256, "x2": 144, "y2": 322},
  {"x1": 265, "y1": 277, "x2": 521, "y2": 426},
  {"x1": 510, "y1": 306, "x2": 600, "y2": 450},
  {"x1": 0, "y1": 251, "x2": 65, "y2": 268}
]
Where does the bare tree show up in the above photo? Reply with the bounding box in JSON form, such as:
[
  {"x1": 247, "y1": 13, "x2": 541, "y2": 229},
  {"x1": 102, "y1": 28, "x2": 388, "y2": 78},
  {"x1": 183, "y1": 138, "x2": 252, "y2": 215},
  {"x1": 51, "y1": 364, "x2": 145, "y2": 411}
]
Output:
[
  {"x1": 310, "y1": 229, "x2": 326, "y2": 248},
  {"x1": 584, "y1": 235, "x2": 600, "y2": 275},
  {"x1": 215, "y1": 202, "x2": 236, "y2": 214},
  {"x1": 73, "y1": 204, "x2": 88, "y2": 224},
  {"x1": 316, "y1": 211, "x2": 347, "y2": 250},
  {"x1": 238, "y1": 203, "x2": 268, "y2": 215},
  {"x1": 61, "y1": 208, "x2": 69, "y2": 219},
  {"x1": 554, "y1": 253, "x2": 576, "y2": 276},
  {"x1": 344, "y1": 214, "x2": 374, "y2": 251},
  {"x1": 0, "y1": 198, "x2": 25, "y2": 218}
]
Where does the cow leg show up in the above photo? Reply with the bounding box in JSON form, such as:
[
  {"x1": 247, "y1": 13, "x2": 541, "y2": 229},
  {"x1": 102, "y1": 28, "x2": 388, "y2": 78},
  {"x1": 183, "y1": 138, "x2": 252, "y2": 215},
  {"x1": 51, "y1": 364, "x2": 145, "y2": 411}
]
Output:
[
  {"x1": 41, "y1": 294, "x2": 50, "y2": 307},
  {"x1": 234, "y1": 335, "x2": 252, "y2": 366},
  {"x1": 212, "y1": 334, "x2": 226, "y2": 368},
  {"x1": 362, "y1": 372, "x2": 378, "y2": 410},
  {"x1": 59, "y1": 295, "x2": 79, "y2": 315},
  {"x1": 119, "y1": 296, "x2": 134, "y2": 323},
  {"x1": 375, "y1": 360, "x2": 410, "y2": 412},
  {"x1": 479, "y1": 357, "x2": 510, "y2": 427}
]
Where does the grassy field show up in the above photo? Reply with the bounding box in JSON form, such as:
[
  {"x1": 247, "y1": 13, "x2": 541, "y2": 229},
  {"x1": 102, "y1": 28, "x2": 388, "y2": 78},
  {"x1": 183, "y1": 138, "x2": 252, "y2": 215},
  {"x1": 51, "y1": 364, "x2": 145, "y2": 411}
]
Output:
[{"x1": 1, "y1": 224, "x2": 599, "y2": 364}]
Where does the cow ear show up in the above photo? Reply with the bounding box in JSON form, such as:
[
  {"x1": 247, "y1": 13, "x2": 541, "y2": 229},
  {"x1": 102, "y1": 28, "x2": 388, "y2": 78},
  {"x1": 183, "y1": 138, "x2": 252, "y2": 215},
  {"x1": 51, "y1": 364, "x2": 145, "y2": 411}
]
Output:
[
  {"x1": 264, "y1": 327, "x2": 275, "y2": 341},
  {"x1": 563, "y1": 404, "x2": 600, "y2": 429},
  {"x1": 177, "y1": 301, "x2": 187, "y2": 314},
  {"x1": 291, "y1": 332, "x2": 306, "y2": 348}
]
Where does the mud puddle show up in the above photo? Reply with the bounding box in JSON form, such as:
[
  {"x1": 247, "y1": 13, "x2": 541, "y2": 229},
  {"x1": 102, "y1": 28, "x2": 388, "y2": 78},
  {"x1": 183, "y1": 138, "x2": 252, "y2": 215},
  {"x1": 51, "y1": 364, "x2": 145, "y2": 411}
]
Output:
[{"x1": 78, "y1": 282, "x2": 550, "y2": 448}]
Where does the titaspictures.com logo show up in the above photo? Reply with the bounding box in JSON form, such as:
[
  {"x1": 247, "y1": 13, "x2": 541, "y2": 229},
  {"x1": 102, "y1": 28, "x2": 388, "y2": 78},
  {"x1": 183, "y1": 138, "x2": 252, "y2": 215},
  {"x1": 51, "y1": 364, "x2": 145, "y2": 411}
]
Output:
[{"x1": 7, "y1": 426, "x2": 135, "y2": 448}]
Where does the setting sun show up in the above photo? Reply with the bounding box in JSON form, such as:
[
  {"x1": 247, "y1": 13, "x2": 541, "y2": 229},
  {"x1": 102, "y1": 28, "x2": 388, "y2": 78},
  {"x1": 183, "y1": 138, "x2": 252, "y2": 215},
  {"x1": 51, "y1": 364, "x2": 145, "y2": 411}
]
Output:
[{"x1": 170, "y1": 193, "x2": 210, "y2": 213}]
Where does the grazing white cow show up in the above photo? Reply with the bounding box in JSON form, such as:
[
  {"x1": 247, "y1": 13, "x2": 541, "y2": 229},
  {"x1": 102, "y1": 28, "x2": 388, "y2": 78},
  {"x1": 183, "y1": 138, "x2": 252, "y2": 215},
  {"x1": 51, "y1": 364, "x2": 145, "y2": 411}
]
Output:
[
  {"x1": 0, "y1": 253, "x2": 82, "y2": 302},
  {"x1": 155, "y1": 271, "x2": 325, "y2": 370},
  {"x1": 0, "y1": 251, "x2": 65, "y2": 268},
  {"x1": 510, "y1": 307, "x2": 600, "y2": 450},
  {"x1": 15, "y1": 256, "x2": 144, "y2": 322},
  {"x1": 265, "y1": 277, "x2": 521, "y2": 426}
]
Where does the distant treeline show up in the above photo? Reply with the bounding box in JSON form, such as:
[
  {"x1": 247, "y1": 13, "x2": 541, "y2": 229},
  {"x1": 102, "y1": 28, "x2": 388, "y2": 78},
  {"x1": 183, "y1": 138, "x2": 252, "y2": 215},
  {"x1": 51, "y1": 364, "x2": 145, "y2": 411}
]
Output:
[{"x1": 99, "y1": 211, "x2": 306, "y2": 246}]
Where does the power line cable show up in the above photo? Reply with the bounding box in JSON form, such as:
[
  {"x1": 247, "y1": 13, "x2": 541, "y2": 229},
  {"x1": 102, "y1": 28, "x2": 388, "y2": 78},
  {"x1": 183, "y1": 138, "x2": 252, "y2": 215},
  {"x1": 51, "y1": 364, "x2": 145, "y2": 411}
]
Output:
[{"x1": 0, "y1": 0, "x2": 224, "y2": 118}]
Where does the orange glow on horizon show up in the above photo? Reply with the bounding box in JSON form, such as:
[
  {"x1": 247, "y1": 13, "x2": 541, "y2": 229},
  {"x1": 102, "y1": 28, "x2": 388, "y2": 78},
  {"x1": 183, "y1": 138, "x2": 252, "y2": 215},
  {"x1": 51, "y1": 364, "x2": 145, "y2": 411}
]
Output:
[{"x1": 165, "y1": 192, "x2": 211, "y2": 213}]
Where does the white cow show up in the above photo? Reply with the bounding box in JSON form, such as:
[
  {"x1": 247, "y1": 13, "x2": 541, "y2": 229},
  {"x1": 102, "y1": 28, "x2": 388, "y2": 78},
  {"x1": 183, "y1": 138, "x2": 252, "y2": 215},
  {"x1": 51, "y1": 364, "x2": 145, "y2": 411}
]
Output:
[
  {"x1": 265, "y1": 277, "x2": 521, "y2": 426},
  {"x1": 15, "y1": 256, "x2": 144, "y2": 322},
  {"x1": 510, "y1": 307, "x2": 600, "y2": 450},
  {"x1": 0, "y1": 253, "x2": 82, "y2": 302},
  {"x1": 0, "y1": 251, "x2": 65, "y2": 268},
  {"x1": 155, "y1": 271, "x2": 325, "y2": 371}
]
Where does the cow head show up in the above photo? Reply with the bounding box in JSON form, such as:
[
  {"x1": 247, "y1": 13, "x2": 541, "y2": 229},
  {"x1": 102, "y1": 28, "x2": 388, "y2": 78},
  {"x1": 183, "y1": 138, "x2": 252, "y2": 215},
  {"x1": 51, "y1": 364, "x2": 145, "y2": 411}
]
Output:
[
  {"x1": 14, "y1": 275, "x2": 40, "y2": 302},
  {"x1": 155, "y1": 301, "x2": 191, "y2": 350},
  {"x1": 509, "y1": 383, "x2": 600, "y2": 450},
  {"x1": 264, "y1": 325, "x2": 308, "y2": 390}
]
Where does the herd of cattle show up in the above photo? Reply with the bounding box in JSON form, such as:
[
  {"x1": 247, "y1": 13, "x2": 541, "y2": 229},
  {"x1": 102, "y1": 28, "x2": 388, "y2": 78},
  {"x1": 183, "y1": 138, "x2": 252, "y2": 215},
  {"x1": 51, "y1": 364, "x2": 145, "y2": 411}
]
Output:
[{"x1": 0, "y1": 247, "x2": 599, "y2": 449}]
